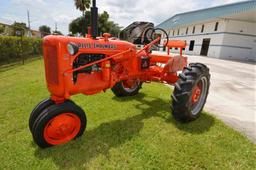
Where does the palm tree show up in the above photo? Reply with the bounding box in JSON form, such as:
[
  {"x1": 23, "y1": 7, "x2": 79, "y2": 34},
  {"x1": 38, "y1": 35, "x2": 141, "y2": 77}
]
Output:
[
  {"x1": 74, "y1": 0, "x2": 90, "y2": 13},
  {"x1": 74, "y1": 0, "x2": 91, "y2": 35}
]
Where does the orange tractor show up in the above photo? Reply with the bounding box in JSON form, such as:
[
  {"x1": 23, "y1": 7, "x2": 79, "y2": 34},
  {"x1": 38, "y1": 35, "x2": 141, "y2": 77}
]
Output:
[{"x1": 29, "y1": 0, "x2": 210, "y2": 148}]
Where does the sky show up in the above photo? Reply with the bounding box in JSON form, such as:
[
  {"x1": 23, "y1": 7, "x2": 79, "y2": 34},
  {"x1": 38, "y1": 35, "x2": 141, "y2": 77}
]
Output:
[{"x1": 0, "y1": 0, "x2": 245, "y2": 35}]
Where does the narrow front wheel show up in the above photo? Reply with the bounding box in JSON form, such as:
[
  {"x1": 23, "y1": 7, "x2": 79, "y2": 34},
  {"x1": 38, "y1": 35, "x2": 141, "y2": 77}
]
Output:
[
  {"x1": 32, "y1": 101, "x2": 87, "y2": 148},
  {"x1": 29, "y1": 98, "x2": 54, "y2": 132}
]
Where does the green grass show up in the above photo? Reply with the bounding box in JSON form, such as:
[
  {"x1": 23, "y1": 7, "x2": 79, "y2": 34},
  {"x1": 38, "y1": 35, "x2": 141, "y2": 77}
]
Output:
[{"x1": 0, "y1": 59, "x2": 255, "y2": 170}]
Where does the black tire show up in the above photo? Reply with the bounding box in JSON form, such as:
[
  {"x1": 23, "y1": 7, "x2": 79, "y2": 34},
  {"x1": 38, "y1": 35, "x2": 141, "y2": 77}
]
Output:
[
  {"x1": 29, "y1": 98, "x2": 54, "y2": 132},
  {"x1": 111, "y1": 79, "x2": 142, "y2": 97},
  {"x1": 171, "y1": 63, "x2": 210, "y2": 122},
  {"x1": 32, "y1": 101, "x2": 87, "y2": 148}
]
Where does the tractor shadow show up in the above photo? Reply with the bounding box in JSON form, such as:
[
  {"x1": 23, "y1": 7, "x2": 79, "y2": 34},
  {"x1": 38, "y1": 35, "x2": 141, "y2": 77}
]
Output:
[
  {"x1": 34, "y1": 93, "x2": 214, "y2": 169},
  {"x1": 112, "y1": 93, "x2": 215, "y2": 134}
]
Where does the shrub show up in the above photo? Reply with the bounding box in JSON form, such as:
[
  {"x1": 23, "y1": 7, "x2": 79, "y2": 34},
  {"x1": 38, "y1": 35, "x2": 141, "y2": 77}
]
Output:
[{"x1": 0, "y1": 36, "x2": 42, "y2": 65}]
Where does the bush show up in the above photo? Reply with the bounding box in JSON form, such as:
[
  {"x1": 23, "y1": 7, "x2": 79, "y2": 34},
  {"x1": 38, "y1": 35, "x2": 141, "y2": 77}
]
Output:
[{"x1": 0, "y1": 36, "x2": 42, "y2": 65}]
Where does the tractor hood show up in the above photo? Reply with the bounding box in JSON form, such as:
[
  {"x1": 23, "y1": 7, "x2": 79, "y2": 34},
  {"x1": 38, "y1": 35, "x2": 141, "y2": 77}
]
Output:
[{"x1": 43, "y1": 35, "x2": 136, "y2": 56}]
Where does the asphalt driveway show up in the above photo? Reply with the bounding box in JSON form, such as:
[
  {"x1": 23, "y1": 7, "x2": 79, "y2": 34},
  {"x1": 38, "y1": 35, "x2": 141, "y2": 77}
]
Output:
[{"x1": 186, "y1": 55, "x2": 256, "y2": 142}]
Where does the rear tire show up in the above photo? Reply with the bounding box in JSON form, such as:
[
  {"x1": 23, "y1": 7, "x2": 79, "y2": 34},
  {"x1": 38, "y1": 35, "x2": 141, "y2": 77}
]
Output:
[
  {"x1": 32, "y1": 101, "x2": 86, "y2": 148},
  {"x1": 111, "y1": 79, "x2": 142, "y2": 97},
  {"x1": 171, "y1": 63, "x2": 210, "y2": 122}
]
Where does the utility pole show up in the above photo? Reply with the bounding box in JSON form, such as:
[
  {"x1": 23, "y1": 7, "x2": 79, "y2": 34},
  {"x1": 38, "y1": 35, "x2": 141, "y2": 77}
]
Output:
[
  {"x1": 55, "y1": 22, "x2": 57, "y2": 32},
  {"x1": 27, "y1": 9, "x2": 31, "y2": 37}
]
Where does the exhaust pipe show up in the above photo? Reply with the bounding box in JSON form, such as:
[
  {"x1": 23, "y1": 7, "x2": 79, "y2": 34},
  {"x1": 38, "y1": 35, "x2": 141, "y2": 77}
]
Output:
[{"x1": 91, "y1": 0, "x2": 98, "y2": 39}]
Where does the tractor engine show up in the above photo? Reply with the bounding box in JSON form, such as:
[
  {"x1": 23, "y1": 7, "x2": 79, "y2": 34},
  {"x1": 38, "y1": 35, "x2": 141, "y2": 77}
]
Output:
[
  {"x1": 43, "y1": 35, "x2": 137, "y2": 100},
  {"x1": 73, "y1": 53, "x2": 105, "y2": 83}
]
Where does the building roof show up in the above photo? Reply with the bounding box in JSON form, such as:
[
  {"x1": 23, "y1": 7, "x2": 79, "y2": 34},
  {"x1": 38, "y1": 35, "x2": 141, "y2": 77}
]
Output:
[{"x1": 156, "y1": 1, "x2": 256, "y2": 29}]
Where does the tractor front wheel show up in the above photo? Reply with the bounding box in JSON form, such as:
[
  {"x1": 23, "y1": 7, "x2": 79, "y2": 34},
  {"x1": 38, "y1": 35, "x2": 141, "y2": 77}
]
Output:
[
  {"x1": 29, "y1": 98, "x2": 54, "y2": 132},
  {"x1": 29, "y1": 99, "x2": 75, "y2": 133},
  {"x1": 111, "y1": 79, "x2": 142, "y2": 97},
  {"x1": 171, "y1": 63, "x2": 210, "y2": 122},
  {"x1": 32, "y1": 101, "x2": 87, "y2": 148}
]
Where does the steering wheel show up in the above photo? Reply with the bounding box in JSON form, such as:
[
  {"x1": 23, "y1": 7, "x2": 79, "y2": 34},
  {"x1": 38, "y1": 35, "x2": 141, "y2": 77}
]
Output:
[
  {"x1": 141, "y1": 27, "x2": 169, "y2": 48},
  {"x1": 150, "y1": 28, "x2": 169, "y2": 48}
]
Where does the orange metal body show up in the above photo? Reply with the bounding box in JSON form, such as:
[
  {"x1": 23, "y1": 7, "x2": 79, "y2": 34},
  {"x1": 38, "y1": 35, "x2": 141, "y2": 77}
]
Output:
[
  {"x1": 166, "y1": 40, "x2": 187, "y2": 55},
  {"x1": 43, "y1": 34, "x2": 187, "y2": 103}
]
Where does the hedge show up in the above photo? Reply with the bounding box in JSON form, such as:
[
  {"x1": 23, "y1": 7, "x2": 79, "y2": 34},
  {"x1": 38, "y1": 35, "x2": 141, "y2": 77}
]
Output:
[{"x1": 0, "y1": 36, "x2": 42, "y2": 65}]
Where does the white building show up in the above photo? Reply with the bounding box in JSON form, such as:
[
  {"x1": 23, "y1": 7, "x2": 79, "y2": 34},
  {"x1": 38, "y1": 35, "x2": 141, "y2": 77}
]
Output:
[{"x1": 156, "y1": 1, "x2": 256, "y2": 61}]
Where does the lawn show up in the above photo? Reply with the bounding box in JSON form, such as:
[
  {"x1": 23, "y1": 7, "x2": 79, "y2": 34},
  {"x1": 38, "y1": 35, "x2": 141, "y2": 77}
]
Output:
[{"x1": 0, "y1": 59, "x2": 255, "y2": 170}]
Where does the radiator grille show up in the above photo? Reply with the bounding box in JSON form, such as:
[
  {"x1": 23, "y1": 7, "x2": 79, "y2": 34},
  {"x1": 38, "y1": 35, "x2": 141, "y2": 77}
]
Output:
[{"x1": 44, "y1": 45, "x2": 59, "y2": 85}]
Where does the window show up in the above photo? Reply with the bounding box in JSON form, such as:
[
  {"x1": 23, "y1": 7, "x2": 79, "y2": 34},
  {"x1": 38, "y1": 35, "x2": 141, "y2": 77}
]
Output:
[
  {"x1": 214, "y1": 22, "x2": 219, "y2": 31},
  {"x1": 189, "y1": 40, "x2": 195, "y2": 51},
  {"x1": 177, "y1": 29, "x2": 180, "y2": 35},
  {"x1": 201, "y1": 24, "x2": 204, "y2": 33},
  {"x1": 186, "y1": 27, "x2": 188, "y2": 35},
  {"x1": 192, "y1": 26, "x2": 195, "y2": 34},
  {"x1": 173, "y1": 30, "x2": 175, "y2": 36}
]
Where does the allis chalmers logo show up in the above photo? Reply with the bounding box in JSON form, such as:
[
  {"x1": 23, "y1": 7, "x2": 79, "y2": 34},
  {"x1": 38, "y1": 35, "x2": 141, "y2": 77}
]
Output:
[{"x1": 77, "y1": 43, "x2": 117, "y2": 50}]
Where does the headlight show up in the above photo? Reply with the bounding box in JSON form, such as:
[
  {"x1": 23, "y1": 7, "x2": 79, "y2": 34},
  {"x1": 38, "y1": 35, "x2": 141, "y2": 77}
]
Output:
[{"x1": 67, "y1": 43, "x2": 79, "y2": 55}]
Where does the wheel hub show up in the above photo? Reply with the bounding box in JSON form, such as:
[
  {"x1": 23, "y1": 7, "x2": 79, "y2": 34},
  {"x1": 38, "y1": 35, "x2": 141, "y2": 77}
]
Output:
[
  {"x1": 121, "y1": 79, "x2": 140, "y2": 93},
  {"x1": 122, "y1": 79, "x2": 137, "y2": 89},
  {"x1": 44, "y1": 113, "x2": 81, "y2": 145},
  {"x1": 192, "y1": 85, "x2": 201, "y2": 104}
]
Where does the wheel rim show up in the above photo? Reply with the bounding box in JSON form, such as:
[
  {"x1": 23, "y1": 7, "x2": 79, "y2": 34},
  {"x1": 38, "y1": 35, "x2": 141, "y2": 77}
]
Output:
[
  {"x1": 122, "y1": 79, "x2": 140, "y2": 92},
  {"x1": 191, "y1": 76, "x2": 208, "y2": 115},
  {"x1": 43, "y1": 113, "x2": 81, "y2": 145}
]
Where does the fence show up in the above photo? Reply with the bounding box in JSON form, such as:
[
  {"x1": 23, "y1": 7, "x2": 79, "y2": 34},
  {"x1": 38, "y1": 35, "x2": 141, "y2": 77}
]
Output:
[{"x1": 0, "y1": 36, "x2": 43, "y2": 66}]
